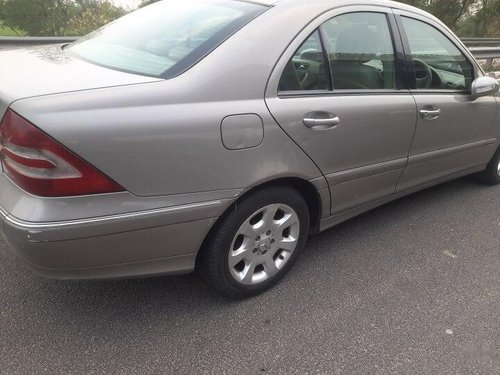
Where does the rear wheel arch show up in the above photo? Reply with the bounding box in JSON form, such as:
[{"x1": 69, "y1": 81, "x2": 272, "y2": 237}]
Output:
[
  {"x1": 234, "y1": 177, "x2": 322, "y2": 233},
  {"x1": 196, "y1": 177, "x2": 323, "y2": 266}
]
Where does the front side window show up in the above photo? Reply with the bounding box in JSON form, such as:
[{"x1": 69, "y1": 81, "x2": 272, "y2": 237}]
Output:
[
  {"x1": 279, "y1": 12, "x2": 397, "y2": 92},
  {"x1": 400, "y1": 17, "x2": 474, "y2": 90},
  {"x1": 68, "y1": 1, "x2": 266, "y2": 78}
]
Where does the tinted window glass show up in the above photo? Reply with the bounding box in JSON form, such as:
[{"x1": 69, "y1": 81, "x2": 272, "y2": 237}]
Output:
[
  {"x1": 279, "y1": 31, "x2": 329, "y2": 92},
  {"x1": 401, "y1": 17, "x2": 473, "y2": 90},
  {"x1": 68, "y1": 1, "x2": 266, "y2": 78},
  {"x1": 322, "y1": 12, "x2": 396, "y2": 90}
]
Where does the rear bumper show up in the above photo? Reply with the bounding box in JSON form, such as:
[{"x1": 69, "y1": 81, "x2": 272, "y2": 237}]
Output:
[{"x1": 0, "y1": 200, "x2": 224, "y2": 279}]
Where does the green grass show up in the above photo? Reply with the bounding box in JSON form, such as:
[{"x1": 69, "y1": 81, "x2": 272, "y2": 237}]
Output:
[{"x1": 0, "y1": 21, "x2": 26, "y2": 36}]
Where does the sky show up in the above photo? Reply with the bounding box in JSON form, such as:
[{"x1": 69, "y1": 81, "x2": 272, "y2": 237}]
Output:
[{"x1": 112, "y1": 0, "x2": 141, "y2": 10}]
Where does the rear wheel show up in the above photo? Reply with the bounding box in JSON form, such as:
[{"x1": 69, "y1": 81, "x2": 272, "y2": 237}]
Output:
[
  {"x1": 198, "y1": 186, "x2": 310, "y2": 299},
  {"x1": 478, "y1": 147, "x2": 500, "y2": 185}
]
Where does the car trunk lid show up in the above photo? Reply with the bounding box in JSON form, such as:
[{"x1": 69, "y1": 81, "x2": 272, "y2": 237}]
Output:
[{"x1": 0, "y1": 45, "x2": 161, "y2": 119}]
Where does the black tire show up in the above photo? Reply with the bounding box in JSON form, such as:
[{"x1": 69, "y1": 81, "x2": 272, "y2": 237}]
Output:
[
  {"x1": 478, "y1": 147, "x2": 500, "y2": 185},
  {"x1": 198, "y1": 186, "x2": 310, "y2": 299}
]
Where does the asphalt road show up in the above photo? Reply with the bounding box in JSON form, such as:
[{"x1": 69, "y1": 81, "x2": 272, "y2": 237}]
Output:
[{"x1": 1, "y1": 177, "x2": 499, "y2": 375}]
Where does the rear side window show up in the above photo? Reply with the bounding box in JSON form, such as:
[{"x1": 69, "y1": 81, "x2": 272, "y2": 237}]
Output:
[
  {"x1": 68, "y1": 1, "x2": 266, "y2": 78},
  {"x1": 279, "y1": 12, "x2": 397, "y2": 92},
  {"x1": 322, "y1": 12, "x2": 396, "y2": 90},
  {"x1": 278, "y1": 31, "x2": 330, "y2": 91}
]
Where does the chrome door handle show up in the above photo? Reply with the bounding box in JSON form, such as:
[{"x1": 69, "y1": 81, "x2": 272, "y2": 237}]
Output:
[
  {"x1": 419, "y1": 108, "x2": 441, "y2": 120},
  {"x1": 303, "y1": 113, "x2": 340, "y2": 129}
]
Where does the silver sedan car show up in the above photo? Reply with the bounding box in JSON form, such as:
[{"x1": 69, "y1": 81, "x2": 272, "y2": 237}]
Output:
[{"x1": 0, "y1": 0, "x2": 499, "y2": 298}]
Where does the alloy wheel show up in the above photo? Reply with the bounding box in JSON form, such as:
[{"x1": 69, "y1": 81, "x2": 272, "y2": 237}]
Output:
[{"x1": 228, "y1": 204, "x2": 300, "y2": 285}]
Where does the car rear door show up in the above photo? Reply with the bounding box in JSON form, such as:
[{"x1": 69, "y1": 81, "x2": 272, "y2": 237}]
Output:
[
  {"x1": 265, "y1": 6, "x2": 416, "y2": 214},
  {"x1": 393, "y1": 10, "x2": 498, "y2": 191}
]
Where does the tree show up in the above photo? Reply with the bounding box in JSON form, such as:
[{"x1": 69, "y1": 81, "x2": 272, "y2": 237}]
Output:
[
  {"x1": 466, "y1": 0, "x2": 500, "y2": 37},
  {"x1": 396, "y1": 0, "x2": 476, "y2": 31},
  {"x1": 139, "y1": 0, "x2": 158, "y2": 7},
  {"x1": 0, "y1": 0, "x2": 74, "y2": 36},
  {"x1": 396, "y1": 0, "x2": 500, "y2": 36},
  {"x1": 0, "y1": 0, "x2": 125, "y2": 36},
  {"x1": 66, "y1": 0, "x2": 125, "y2": 35}
]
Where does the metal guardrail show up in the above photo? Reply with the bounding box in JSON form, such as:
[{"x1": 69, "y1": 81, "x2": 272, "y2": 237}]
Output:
[
  {"x1": 461, "y1": 38, "x2": 500, "y2": 46},
  {"x1": 467, "y1": 47, "x2": 500, "y2": 69},
  {"x1": 0, "y1": 36, "x2": 77, "y2": 50},
  {"x1": 468, "y1": 47, "x2": 500, "y2": 59},
  {"x1": 462, "y1": 39, "x2": 500, "y2": 69}
]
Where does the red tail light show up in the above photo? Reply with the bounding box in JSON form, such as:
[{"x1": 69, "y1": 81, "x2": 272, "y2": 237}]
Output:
[{"x1": 0, "y1": 110, "x2": 124, "y2": 197}]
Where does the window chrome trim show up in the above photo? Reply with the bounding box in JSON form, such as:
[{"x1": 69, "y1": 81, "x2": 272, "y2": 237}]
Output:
[
  {"x1": 278, "y1": 89, "x2": 410, "y2": 98},
  {"x1": 409, "y1": 89, "x2": 472, "y2": 95}
]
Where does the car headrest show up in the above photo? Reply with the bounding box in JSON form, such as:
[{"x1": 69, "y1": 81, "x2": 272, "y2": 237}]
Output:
[{"x1": 334, "y1": 25, "x2": 380, "y2": 63}]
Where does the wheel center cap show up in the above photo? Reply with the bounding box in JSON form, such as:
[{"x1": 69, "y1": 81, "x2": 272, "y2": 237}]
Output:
[{"x1": 258, "y1": 238, "x2": 272, "y2": 253}]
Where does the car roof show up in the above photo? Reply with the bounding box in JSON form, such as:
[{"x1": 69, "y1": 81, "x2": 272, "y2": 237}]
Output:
[
  {"x1": 263, "y1": 0, "x2": 439, "y2": 22},
  {"x1": 240, "y1": 0, "x2": 282, "y2": 5},
  {"x1": 253, "y1": 0, "x2": 430, "y2": 12}
]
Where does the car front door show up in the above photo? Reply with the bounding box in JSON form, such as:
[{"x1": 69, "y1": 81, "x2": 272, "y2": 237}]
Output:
[
  {"x1": 265, "y1": 7, "x2": 416, "y2": 214},
  {"x1": 394, "y1": 11, "x2": 498, "y2": 191}
]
